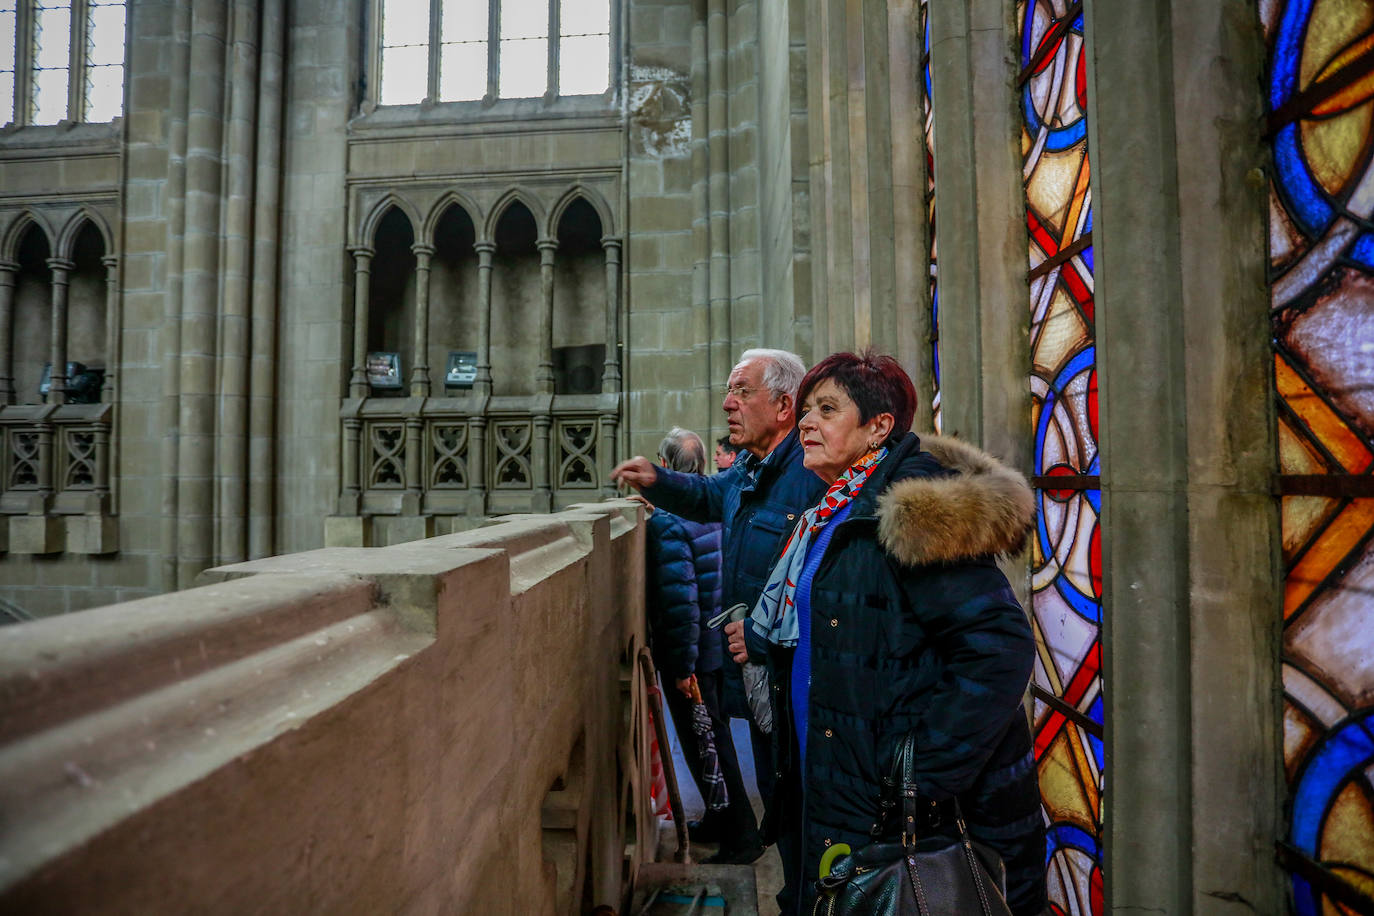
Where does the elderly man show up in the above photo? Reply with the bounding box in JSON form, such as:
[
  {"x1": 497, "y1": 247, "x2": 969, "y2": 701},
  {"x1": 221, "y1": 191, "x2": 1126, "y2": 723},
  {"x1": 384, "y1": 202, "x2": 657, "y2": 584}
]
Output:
[{"x1": 612, "y1": 348, "x2": 825, "y2": 871}]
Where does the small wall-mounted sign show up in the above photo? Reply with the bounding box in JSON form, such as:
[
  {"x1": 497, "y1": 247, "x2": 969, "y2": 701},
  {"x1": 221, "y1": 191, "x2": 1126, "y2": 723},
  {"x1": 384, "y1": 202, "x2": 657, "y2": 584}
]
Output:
[
  {"x1": 367, "y1": 351, "x2": 403, "y2": 389},
  {"x1": 445, "y1": 351, "x2": 478, "y2": 390}
]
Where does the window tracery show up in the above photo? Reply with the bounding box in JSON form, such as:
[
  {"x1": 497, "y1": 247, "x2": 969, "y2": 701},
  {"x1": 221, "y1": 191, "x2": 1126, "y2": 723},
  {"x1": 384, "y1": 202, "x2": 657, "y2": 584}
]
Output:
[{"x1": 0, "y1": 0, "x2": 126, "y2": 127}]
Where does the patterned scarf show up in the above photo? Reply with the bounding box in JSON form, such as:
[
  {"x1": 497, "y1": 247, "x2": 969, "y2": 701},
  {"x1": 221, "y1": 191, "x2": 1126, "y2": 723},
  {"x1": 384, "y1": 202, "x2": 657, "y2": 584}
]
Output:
[{"x1": 750, "y1": 447, "x2": 888, "y2": 646}]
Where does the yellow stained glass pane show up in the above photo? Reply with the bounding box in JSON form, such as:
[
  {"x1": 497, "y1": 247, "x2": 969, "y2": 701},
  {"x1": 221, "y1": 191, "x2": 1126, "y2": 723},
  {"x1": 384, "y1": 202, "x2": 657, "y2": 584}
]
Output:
[
  {"x1": 1298, "y1": 0, "x2": 1373, "y2": 89},
  {"x1": 1301, "y1": 102, "x2": 1374, "y2": 197},
  {"x1": 1285, "y1": 499, "x2": 1374, "y2": 619},
  {"x1": 1037, "y1": 730, "x2": 1097, "y2": 834},
  {"x1": 1275, "y1": 353, "x2": 1373, "y2": 473},
  {"x1": 1280, "y1": 414, "x2": 1332, "y2": 474},
  {"x1": 1026, "y1": 147, "x2": 1085, "y2": 239},
  {"x1": 1282, "y1": 494, "x2": 1341, "y2": 560},
  {"x1": 1032, "y1": 285, "x2": 1088, "y2": 377},
  {"x1": 1319, "y1": 780, "x2": 1374, "y2": 897},
  {"x1": 1282, "y1": 700, "x2": 1319, "y2": 781}
]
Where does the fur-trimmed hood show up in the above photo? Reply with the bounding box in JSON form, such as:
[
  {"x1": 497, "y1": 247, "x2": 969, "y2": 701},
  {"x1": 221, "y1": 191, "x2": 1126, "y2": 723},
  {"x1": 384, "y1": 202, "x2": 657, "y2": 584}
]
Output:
[{"x1": 875, "y1": 434, "x2": 1035, "y2": 566}]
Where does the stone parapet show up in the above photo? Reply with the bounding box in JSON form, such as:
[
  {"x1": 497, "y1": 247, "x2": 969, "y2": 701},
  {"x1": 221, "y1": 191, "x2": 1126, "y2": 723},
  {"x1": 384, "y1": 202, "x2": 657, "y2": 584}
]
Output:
[{"x1": 0, "y1": 500, "x2": 650, "y2": 914}]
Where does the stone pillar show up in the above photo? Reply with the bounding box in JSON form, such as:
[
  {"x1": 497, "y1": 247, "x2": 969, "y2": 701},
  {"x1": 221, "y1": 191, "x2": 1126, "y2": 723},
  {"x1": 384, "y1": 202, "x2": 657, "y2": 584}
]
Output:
[
  {"x1": 467, "y1": 414, "x2": 487, "y2": 517},
  {"x1": 600, "y1": 235, "x2": 622, "y2": 499},
  {"x1": 349, "y1": 246, "x2": 374, "y2": 397},
  {"x1": 410, "y1": 243, "x2": 434, "y2": 396},
  {"x1": 403, "y1": 414, "x2": 423, "y2": 515},
  {"x1": 0, "y1": 259, "x2": 17, "y2": 405},
  {"x1": 537, "y1": 238, "x2": 558, "y2": 393},
  {"x1": 1084, "y1": 0, "x2": 1280, "y2": 912},
  {"x1": 101, "y1": 255, "x2": 118, "y2": 403},
  {"x1": 601, "y1": 236, "x2": 622, "y2": 393},
  {"x1": 339, "y1": 415, "x2": 362, "y2": 515},
  {"x1": 46, "y1": 258, "x2": 74, "y2": 403},
  {"x1": 926, "y1": 0, "x2": 1028, "y2": 466},
  {"x1": 474, "y1": 241, "x2": 495, "y2": 395}
]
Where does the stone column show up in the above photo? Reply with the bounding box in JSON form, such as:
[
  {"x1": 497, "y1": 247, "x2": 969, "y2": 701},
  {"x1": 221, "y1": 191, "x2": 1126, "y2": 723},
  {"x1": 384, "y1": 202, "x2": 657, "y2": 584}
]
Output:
[
  {"x1": 1084, "y1": 1, "x2": 1280, "y2": 912},
  {"x1": 474, "y1": 241, "x2": 495, "y2": 395},
  {"x1": 349, "y1": 246, "x2": 374, "y2": 397},
  {"x1": 101, "y1": 255, "x2": 119, "y2": 403},
  {"x1": 536, "y1": 238, "x2": 558, "y2": 393},
  {"x1": 339, "y1": 416, "x2": 362, "y2": 515},
  {"x1": 601, "y1": 235, "x2": 622, "y2": 393},
  {"x1": 403, "y1": 414, "x2": 423, "y2": 515},
  {"x1": 467, "y1": 414, "x2": 487, "y2": 516},
  {"x1": 0, "y1": 259, "x2": 17, "y2": 405},
  {"x1": 46, "y1": 258, "x2": 74, "y2": 403},
  {"x1": 410, "y1": 243, "x2": 434, "y2": 396},
  {"x1": 601, "y1": 236, "x2": 622, "y2": 498},
  {"x1": 926, "y1": 0, "x2": 1028, "y2": 466}
]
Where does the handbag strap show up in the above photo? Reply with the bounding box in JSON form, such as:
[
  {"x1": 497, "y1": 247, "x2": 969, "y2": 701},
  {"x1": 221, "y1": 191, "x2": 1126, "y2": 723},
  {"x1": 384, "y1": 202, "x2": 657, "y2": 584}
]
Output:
[{"x1": 876, "y1": 730, "x2": 968, "y2": 845}]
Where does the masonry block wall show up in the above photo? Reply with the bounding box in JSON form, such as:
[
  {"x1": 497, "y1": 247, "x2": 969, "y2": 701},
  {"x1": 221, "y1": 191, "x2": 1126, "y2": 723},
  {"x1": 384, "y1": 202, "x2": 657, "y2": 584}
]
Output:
[{"x1": 0, "y1": 502, "x2": 651, "y2": 914}]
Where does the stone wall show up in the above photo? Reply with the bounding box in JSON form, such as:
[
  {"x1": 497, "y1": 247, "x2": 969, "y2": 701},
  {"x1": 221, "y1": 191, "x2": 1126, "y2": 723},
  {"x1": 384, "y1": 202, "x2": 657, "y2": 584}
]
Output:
[{"x1": 0, "y1": 501, "x2": 654, "y2": 914}]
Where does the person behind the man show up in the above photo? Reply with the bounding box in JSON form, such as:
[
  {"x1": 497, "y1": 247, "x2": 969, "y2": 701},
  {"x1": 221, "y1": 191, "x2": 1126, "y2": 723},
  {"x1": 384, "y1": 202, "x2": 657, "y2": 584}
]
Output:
[
  {"x1": 713, "y1": 435, "x2": 741, "y2": 472},
  {"x1": 642, "y1": 427, "x2": 763, "y2": 864},
  {"x1": 612, "y1": 348, "x2": 826, "y2": 872}
]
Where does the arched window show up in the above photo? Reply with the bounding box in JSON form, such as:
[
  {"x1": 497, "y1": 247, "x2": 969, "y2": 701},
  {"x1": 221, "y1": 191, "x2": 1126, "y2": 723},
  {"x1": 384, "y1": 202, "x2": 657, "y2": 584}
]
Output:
[
  {"x1": 376, "y1": 0, "x2": 612, "y2": 106},
  {"x1": 0, "y1": 0, "x2": 127, "y2": 127}
]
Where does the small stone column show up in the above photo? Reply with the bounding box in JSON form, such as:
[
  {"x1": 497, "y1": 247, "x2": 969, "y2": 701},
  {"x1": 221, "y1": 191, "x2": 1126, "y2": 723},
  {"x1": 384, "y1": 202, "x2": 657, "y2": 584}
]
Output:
[
  {"x1": 467, "y1": 414, "x2": 487, "y2": 516},
  {"x1": 0, "y1": 259, "x2": 18, "y2": 405},
  {"x1": 47, "y1": 258, "x2": 74, "y2": 403},
  {"x1": 403, "y1": 414, "x2": 423, "y2": 515},
  {"x1": 348, "y1": 246, "x2": 374, "y2": 397},
  {"x1": 101, "y1": 255, "x2": 119, "y2": 403},
  {"x1": 410, "y1": 243, "x2": 434, "y2": 396},
  {"x1": 532, "y1": 411, "x2": 553, "y2": 512},
  {"x1": 601, "y1": 236, "x2": 622, "y2": 393},
  {"x1": 536, "y1": 238, "x2": 558, "y2": 394},
  {"x1": 474, "y1": 241, "x2": 495, "y2": 395},
  {"x1": 339, "y1": 417, "x2": 362, "y2": 515}
]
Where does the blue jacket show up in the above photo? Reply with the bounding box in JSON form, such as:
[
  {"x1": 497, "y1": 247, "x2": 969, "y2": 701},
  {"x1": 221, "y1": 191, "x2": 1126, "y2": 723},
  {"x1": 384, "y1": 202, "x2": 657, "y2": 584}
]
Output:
[
  {"x1": 645, "y1": 511, "x2": 724, "y2": 679},
  {"x1": 643, "y1": 429, "x2": 826, "y2": 714}
]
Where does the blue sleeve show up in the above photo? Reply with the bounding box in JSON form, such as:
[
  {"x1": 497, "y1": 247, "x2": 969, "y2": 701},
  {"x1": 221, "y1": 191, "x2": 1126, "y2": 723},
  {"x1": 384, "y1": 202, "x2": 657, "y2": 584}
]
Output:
[
  {"x1": 643, "y1": 464, "x2": 735, "y2": 524},
  {"x1": 645, "y1": 515, "x2": 701, "y2": 679}
]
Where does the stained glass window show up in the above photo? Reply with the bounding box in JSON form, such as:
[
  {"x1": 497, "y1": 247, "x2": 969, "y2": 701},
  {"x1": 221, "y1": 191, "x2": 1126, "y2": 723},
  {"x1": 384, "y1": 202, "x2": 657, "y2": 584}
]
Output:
[
  {"x1": 1263, "y1": 2, "x2": 1374, "y2": 911},
  {"x1": 919, "y1": 0, "x2": 940, "y2": 432},
  {"x1": 1017, "y1": 2, "x2": 1103, "y2": 913}
]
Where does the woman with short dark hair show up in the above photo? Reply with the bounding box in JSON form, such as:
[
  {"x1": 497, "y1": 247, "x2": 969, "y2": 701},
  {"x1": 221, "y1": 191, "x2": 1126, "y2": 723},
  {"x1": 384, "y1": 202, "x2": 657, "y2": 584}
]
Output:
[{"x1": 726, "y1": 351, "x2": 1046, "y2": 914}]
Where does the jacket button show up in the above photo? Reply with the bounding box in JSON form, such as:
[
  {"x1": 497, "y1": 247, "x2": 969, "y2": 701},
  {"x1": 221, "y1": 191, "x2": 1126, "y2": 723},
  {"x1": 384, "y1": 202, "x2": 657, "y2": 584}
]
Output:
[
  {"x1": 830, "y1": 618, "x2": 838, "y2": 627},
  {"x1": 787, "y1": 513, "x2": 796, "y2": 520},
  {"x1": 824, "y1": 728, "x2": 833, "y2": 738}
]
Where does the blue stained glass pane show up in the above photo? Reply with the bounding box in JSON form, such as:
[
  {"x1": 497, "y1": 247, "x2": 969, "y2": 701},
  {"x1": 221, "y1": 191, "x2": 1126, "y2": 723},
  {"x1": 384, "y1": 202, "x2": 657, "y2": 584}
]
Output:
[
  {"x1": 1087, "y1": 695, "x2": 1104, "y2": 769},
  {"x1": 1290, "y1": 713, "x2": 1374, "y2": 852},
  {"x1": 1072, "y1": 13, "x2": 1083, "y2": 30},
  {"x1": 1274, "y1": 123, "x2": 1334, "y2": 238},
  {"x1": 1270, "y1": 0, "x2": 1314, "y2": 110},
  {"x1": 1081, "y1": 245, "x2": 1093, "y2": 272},
  {"x1": 1349, "y1": 233, "x2": 1374, "y2": 270}
]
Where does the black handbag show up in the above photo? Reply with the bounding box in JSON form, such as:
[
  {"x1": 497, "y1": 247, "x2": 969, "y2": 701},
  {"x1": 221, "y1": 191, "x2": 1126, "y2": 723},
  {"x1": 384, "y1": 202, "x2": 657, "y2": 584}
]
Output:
[{"x1": 812, "y1": 733, "x2": 1013, "y2": 916}]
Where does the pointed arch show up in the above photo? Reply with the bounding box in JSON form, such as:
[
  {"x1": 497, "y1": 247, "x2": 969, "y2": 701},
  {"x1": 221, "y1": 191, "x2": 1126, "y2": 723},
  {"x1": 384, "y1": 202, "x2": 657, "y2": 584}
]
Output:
[
  {"x1": 1, "y1": 210, "x2": 56, "y2": 262},
  {"x1": 56, "y1": 208, "x2": 115, "y2": 261},
  {"x1": 358, "y1": 194, "x2": 423, "y2": 249},
  {"x1": 423, "y1": 191, "x2": 483, "y2": 245},
  {"x1": 548, "y1": 186, "x2": 615, "y2": 239},
  {"x1": 484, "y1": 188, "x2": 548, "y2": 243}
]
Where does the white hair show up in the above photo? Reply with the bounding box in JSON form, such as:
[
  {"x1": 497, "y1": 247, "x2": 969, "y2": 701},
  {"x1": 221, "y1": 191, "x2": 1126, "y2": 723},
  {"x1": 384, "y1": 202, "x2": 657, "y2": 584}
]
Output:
[
  {"x1": 738, "y1": 348, "x2": 805, "y2": 403},
  {"x1": 658, "y1": 427, "x2": 707, "y2": 474}
]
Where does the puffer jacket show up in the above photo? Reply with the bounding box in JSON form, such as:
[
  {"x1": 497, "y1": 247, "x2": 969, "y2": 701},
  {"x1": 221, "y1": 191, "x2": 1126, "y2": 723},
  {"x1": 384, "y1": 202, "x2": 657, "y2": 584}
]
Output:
[
  {"x1": 763, "y1": 432, "x2": 1046, "y2": 916},
  {"x1": 644, "y1": 429, "x2": 826, "y2": 713},
  {"x1": 645, "y1": 510, "x2": 724, "y2": 679}
]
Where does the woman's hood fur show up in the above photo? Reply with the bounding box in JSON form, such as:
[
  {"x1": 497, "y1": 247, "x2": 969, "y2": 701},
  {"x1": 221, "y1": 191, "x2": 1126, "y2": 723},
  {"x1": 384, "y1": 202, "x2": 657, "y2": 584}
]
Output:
[{"x1": 876, "y1": 435, "x2": 1035, "y2": 566}]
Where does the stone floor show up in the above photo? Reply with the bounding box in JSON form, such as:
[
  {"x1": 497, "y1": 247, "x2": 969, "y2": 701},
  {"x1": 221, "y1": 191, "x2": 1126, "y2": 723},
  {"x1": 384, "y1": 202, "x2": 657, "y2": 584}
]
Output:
[{"x1": 661, "y1": 709, "x2": 784, "y2": 915}]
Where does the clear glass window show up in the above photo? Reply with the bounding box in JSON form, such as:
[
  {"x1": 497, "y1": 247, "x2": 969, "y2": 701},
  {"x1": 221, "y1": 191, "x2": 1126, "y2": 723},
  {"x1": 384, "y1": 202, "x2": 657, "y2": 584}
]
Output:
[
  {"x1": 32, "y1": 0, "x2": 71, "y2": 125},
  {"x1": 84, "y1": 0, "x2": 126, "y2": 123},
  {"x1": 380, "y1": 0, "x2": 430, "y2": 106}
]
